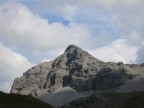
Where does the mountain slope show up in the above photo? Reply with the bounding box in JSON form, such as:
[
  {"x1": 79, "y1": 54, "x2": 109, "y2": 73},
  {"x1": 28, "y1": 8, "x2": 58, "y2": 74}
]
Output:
[
  {"x1": 11, "y1": 45, "x2": 144, "y2": 107},
  {"x1": 0, "y1": 91, "x2": 53, "y2": 108},
  {"x1": 60, "y1": 91, "x2": 144, "y2": 108}
]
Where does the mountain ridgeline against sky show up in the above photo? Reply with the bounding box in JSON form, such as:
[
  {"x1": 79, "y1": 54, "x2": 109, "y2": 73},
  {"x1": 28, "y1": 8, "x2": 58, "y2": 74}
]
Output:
[{"x1": 11, "y1": 45, "x2": 144, "y2": 107}]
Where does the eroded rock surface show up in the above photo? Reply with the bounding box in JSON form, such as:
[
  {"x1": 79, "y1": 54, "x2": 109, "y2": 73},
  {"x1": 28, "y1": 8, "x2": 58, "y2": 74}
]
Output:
[
  {"x1": 11, "y1": 45, "x2": 144, "y2": 107},
  {"x1": 11, "y1": 62, "x2": 53, "y2": 97}
]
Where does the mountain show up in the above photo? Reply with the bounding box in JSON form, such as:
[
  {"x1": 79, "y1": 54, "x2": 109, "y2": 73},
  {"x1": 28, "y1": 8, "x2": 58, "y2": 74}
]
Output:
[
  {"x1": 0, "y1": 91, "x2": 53, "y2": 108},
  {"x1": 11, "y1": 45, "x2": 144, "y2": 107}
]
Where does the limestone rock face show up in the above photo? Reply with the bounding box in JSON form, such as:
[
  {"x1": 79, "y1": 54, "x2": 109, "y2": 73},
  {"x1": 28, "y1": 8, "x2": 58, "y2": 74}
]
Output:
[
  {"x1": 11, "y1": 62, "x2": 53, "y2": 97},
  {"x1": 11, "y1": 45, "x2": 144, "y2": 106},
  {"x1": 44, "y1": 45, "x2": 105, "y2": 93}
]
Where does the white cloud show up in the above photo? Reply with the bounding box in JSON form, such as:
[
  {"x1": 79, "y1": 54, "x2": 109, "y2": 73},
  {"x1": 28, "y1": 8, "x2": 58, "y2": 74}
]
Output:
[
  {"x1": 89, "y1": 39, "x2": 137, "y2": 63},
  {"x1": 0, "y1": 43, "x2": 33, "y2": 92},
  {"x1": 40, "y1": 0, "x2": 144, "y2": 49},
  {"x1": 0, "y1": 2, "x2": 95, "y2": 51},
  {"x1": 0, "y1": 1, "x2": 143, "y2": 64},
  {"x1": 61, "y1": 4, "x2": 77, "y2": 21}
]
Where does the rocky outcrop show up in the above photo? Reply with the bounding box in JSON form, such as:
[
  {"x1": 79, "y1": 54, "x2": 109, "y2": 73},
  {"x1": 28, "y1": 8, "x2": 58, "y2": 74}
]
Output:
[
  {"x1": 44, "y1": 45, "x2": 105, "y2": 93},
  {"x1": 11, "y1": 45, "x2": 144, "y2": 107},
  {"x1": 11, "y1": 62, "x2": 53, "y2": 97}
]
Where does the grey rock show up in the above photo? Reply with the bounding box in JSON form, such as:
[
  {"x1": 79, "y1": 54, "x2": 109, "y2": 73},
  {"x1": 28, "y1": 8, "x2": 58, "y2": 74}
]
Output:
[
  {"x1": 11, "y1": 62, "x2": 53, "y2": 97},
  {"x1": 11, "y1": 44, "x2": 144, "y2": 107}
]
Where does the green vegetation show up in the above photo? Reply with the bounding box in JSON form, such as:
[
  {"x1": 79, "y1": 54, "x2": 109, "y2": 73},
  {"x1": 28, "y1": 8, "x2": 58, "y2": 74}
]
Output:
[{"x1": 0, "y1": 91, "x2": 53, "y2": 108}]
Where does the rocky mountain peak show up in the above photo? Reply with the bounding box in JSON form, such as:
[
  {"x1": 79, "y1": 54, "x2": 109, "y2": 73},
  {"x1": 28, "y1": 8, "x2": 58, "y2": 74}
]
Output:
[
  {"x1": 65, "y1": 44, "x2": 80, "y2": 52},
  {"x1": 65, "y1": 44, "x2": 88, "y2": 63},
  {"x1": 11, "y1": 44, "x2": 144, "y2": 107},
  {"x1": 11, "y1": 45, "x2": 105, "y2": 97},
  {"x1": 64, "y1": 44, "x2": 101, "y2": 64}
]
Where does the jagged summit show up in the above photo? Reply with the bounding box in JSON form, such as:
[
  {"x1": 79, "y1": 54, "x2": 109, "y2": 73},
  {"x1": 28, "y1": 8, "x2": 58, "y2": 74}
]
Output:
[
  {"x1": 64, "y1": 44, "x2": 86, "y2": 54},
  {"x1": 64, "y1": 44, "x2": 101, "y2": 64},
  {"x1": 11, "y1": 45, "x2": 144, "y2": 107},
  {"x1": 65, "y1": 44, "x2": 80, "y2": 52}
]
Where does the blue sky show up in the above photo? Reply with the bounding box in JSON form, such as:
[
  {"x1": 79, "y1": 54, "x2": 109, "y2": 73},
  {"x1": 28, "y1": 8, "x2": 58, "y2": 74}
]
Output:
[{"x1": 0, "y1": 0, "x2": 144, "y2": 92}]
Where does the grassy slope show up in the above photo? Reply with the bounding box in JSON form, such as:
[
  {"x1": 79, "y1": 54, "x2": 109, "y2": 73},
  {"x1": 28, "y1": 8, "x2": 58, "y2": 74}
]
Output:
[{"x1": 0, "y1": 91, "x2": 53, "y2": 108}]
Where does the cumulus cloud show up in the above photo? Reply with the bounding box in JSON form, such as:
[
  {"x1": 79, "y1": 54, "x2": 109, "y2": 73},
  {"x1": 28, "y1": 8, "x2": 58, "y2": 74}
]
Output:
[
  {"x1": 0, "y1": 43, "x2": 33, "y2": 92},
  {"x1": 40, "y1": 48, "x2": 64, "y2": 63},
  {"x1": 89, "y1": 39, "x2": 137, "y2": 63},
  {"x1": 61, "y1": 4, "x2": 77, "y2": 21},
  {"x1": 0, "y1": 1, "x2": 143, "y2": 64},
  {"x1": 40, "y1": 0, "x2": 144, "y2": 49},
  {"x1": 0, "y1": 1, "x2": 143, "y2": 63},
  {"x1": 0, "y1": 1, "x2": 115, "y2": 62},
  {"x1": 0, "y1": 2, "x2": 95, "y2": 51}
]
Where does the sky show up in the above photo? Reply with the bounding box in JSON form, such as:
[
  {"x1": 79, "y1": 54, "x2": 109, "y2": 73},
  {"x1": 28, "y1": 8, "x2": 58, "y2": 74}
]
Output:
[{"x1": 0, "y1": 0, "x2": 144, "y2": 93}]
